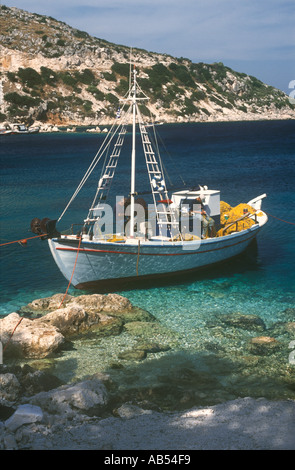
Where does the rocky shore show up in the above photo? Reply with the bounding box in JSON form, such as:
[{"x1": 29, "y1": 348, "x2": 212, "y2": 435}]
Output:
[{"x1": 1, "y1": 293, "x2": 294, "y2": 450}]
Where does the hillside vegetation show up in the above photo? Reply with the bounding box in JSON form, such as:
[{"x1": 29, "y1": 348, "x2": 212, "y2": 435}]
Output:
[{"x1": 0, "y1": 5, "x2": 294, "y2": 126}]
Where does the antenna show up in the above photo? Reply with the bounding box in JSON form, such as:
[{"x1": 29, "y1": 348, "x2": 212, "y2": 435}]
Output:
[{"x1": 129, "y1": 47, "x2": 133, "y2": 88}]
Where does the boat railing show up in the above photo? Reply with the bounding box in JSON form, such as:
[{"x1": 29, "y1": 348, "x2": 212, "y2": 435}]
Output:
[{"x1": 222, "y1": 211, "x2": 258, "y2": 236}]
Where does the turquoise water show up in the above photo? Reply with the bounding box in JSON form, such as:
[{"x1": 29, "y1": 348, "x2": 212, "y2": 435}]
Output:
[{"x1": 1, "y1": 121, "x2": 294, "y2": 408}]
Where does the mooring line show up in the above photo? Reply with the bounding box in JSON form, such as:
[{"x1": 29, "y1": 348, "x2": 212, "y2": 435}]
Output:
[
  {"x1": 265, "y1": 212, "x2": 295, "y2": 225},
  {"x1": 58, "y1": 236, "x2": 82, "y2": 309}
]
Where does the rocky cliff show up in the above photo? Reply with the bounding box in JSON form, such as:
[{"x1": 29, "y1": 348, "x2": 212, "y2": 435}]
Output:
[{"x1": 1, "y1": 5, "x2": 294, "y2": 127}]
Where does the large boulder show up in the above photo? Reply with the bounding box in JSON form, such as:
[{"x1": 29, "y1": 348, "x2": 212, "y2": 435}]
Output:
[
  {"x1": 29, "y1": 378, "x2": 109, "y2": 416},
  {"x1": 36, "y1": 304, "x2": 123, "y2": 337},
  {"x1": 5, "y1": 404, "x2": 43, "y2": 432},
  {"x1": 0, "y1": 313, "x2": 65, "y2": 359},
  {"x1": 21, "y1": 293, "x2": 132, "y2": 315}
]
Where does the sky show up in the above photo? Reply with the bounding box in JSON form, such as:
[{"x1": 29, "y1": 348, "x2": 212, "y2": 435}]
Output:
[{"x1": 2, "y1": 0, "x2": 295, "y2": 93}]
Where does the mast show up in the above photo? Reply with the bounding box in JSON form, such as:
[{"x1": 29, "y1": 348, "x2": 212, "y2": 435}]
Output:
[{"x1": 130, "y1": 66, "x2": 137, "y2": 237}]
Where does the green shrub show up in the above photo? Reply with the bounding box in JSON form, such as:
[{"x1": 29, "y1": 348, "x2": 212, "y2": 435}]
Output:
[
  {"x1": 191, "y1": 63, "x2": 212, "y2": 83},
  {"x1": 169, "y1": 63, "x2": 196, "y2": 88},
  {"x1": 7, "y1": 72, "x2": 18, "y2": 83},
  {"x1": 148, "y1": 64, "x2": 172, "y2": 88},
  {"x1": 192, "y1": 89, "x2": 206, "y2": 101},
  {"x1": 59, "y1": 71, "x2": 78, "y2": 87},
  {"x1": 111, "y1": 62, "x2": 130, "y2": 78},
  {"x1": 17, "y1": 67, "x2": 42, "y2": 88},
  {"x1": 83, "y1": 100, "x2": 93, "y2": 113},
  {"x1": 106, "y1": 93, "x2": 119, "y2": 105},
  {"x1": 210, "y1": 62, "x2": 227, "y2": 80},
  {"x1": 5, "y1": 92, "x2": 39, "y2": 107},
  {"x1": 56, "y1": 39, "x2": 66, "y2": 46},
  {"x1": 40, "y1": 66, "x2": 57, "y2": 85},
  {"x1": 201, "y1": 107, "x2": 210, "y2": 115},
  {"x1": 75, "y1": 69, "x2": 96, "y2": 85},
  {"x1": 183, "y1": 97, "x2": 198, "y2": 114},
  {"x1": 87, "y1": 86, "x2": 104, "y2": 101},
  {"x1": 103, "y1": 72, "x2": 117, "y2": 82},
  {"x1": 115, "y1": 79, "x2": 129, "y2": 96},
  {"x1": 73, "y1": 29, "x2": 90, "y2": 39}
]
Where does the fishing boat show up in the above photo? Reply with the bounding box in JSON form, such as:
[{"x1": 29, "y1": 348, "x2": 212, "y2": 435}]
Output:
[
  {"x1": 0, "y1": 126, "x2": 12, "y2": 136},
  {"x1": 31, "y1": 67, "x2": 268, "y2": 290},
  {"x1": 11, "y1": 123, "x2": 40, "y2": 134}
]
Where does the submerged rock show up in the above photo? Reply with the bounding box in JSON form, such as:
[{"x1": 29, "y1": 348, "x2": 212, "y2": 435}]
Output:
[
  {"x1": 267, "y1": 321, "x2": 295, "y2": 337},
  {"x1": 220, "y1": 313, "x2": 266, "y2": 331},
  {"x1": 248, "y1": 336, "x2": 281, "y2": 355},
  {"x1": 117, "y1": 340, "x2": 171, "y2": 362},
  {"x1": 286, "y1": 322, "x2": 295, "y2": 334},
  {"x1": 118, "y1": 350, "x2": 147, "y2": 361},
  {"x1": 124, "y1": 321, "x2": 173, "y2": 337},
  {"x1": 105, "y1": 306, "x2": 156, "y2": 324}
]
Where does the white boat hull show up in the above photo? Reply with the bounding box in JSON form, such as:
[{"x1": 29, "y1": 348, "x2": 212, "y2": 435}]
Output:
[{"x1": 48, "y1": 212, "x2": 267, "y2": 290}]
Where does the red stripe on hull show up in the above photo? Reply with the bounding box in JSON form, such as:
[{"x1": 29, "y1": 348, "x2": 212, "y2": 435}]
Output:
[{"x1": 55, "y1": 232, "x2": 257, "y2": 256}]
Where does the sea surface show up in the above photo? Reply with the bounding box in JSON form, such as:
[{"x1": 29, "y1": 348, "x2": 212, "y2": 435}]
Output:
[{"x1": 1, "y1": 120, "x2": 295, "y2": 408}]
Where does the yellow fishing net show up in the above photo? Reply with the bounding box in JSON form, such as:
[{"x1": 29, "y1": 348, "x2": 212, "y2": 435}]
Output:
[{"x1": 218, "y1": 202, "x2": 256, "y2": 236}]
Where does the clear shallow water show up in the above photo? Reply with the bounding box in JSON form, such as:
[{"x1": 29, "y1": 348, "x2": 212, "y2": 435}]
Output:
[{"x1": 1, "y1": 121, "x2": 294, "y2": 407}]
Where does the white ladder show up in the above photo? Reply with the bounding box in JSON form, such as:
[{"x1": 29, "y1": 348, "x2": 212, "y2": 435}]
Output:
[
  {"x1": 139, "y1": 122, "x2": 178, "y2": 236},
  {"x1": 86, "y1": 126, "x2": 127, "y2": 222}
]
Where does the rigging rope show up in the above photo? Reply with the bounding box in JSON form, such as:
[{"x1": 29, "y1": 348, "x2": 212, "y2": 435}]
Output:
[
  {"x1": 58, "y1": 236, "x2": 82, "y2": 309},
  {"x1": 57, "y1": 112, "x2": 129, "y2": 223},
  {"x1": 265, "y1": 212, "x2": 295, "y2": 225},
  {"x1": 87, "y1": 104, "x2": 132, "y2": 216},
  {"x1": 0, "y1": 233, "x2": 46, "y2": 247},
  {"x1": 3, "y1": 317, "x2": 24, "y2": 353}
]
